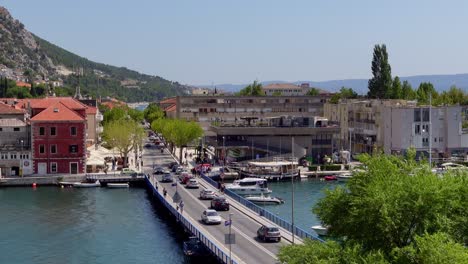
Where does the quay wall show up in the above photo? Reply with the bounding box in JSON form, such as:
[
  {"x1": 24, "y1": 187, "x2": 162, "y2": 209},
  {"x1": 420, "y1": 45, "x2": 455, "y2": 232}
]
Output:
[{"x1": 0, "y1": 175, "x2": 86, "y2": 187}]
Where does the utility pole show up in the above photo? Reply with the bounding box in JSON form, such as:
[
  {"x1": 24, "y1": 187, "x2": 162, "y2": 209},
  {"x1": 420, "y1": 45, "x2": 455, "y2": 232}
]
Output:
[
  {"x1": 291, "y1": 136, "x2": 295, "y2": 244},
  {"x1": 429, "y1": 93, "x2": 432, "y2": 168}
]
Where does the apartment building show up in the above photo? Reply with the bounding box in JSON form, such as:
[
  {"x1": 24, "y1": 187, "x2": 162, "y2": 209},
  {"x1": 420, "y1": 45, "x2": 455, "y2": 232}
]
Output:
[{"x1": 383, "y1": 105, "x2": 468, "y2": 158}]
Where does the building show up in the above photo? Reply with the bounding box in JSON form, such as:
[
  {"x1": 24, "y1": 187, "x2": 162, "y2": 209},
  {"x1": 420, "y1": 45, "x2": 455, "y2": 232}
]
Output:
[
  {"x1": 161, "y1": 95, "x2": 332, "y2": 132},
  {"x1": 208, "y1": 115, "x2": 340, "y2": 161},
  {"x1": 29, "y1": 98, "x2": 87, "y2": 174},
  {"x1": 324, "y1": 99, "x2": 414, "y2": 154},
  {"x1": 0, "y1": 103, "x2": 31, "y2": 176},
  {"x1": 383, "y1": 105, "x2": 468, "y2": 159}
]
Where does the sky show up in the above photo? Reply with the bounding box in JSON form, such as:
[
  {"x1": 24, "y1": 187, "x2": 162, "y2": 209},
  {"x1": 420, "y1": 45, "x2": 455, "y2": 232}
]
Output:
[{"x1": 2, "y1": 0, "x2": 468, "y2": 85}]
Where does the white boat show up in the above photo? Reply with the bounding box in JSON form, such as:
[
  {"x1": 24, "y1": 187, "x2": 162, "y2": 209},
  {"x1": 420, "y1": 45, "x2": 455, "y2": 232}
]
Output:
[
  {"x1": 58, "y1": 181, "x2": 76, "y2": 187},
  {"x1": 440, "y1": 162, "x2": 468, "y2": 171},
  {"x1": 107, "y1": 183, "x2": 129, "y2": 188},
  {"x1": 225, "y1": 178, "x2": 272, "y2": 195},
  {"x1": 240, "y1": 161, "x2": 299, "y2": 181},
  {"x1": 245, "y1": 194, "x2": 284, "y2": 205},
  {"x1": 311, "y1": 225, "x2": 328, "y2": 236},
  {"x1": 73, "y1": 180, "x2": 101, "y2": 188},
  {"x1": 337, "y1": 172, "x2": 353, "y2": 181}
]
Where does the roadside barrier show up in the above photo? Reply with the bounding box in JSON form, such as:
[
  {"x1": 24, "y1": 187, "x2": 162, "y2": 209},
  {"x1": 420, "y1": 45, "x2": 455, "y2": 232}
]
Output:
[{"x1": 201, "y1": 173, "x2": 324, "y2": 243}]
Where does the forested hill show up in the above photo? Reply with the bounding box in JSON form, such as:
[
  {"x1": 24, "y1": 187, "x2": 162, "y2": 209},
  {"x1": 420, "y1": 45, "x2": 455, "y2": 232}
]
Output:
[{"x1": 0, "y1": 6, "x2": 189, "y2": 102}]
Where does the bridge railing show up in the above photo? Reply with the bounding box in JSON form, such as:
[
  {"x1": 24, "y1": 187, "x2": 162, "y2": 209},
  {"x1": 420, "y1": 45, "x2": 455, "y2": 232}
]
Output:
[
  {"x1": 145, "y1": 176, "x2": 238, "y2": 264},
  {"x1": 201, "y1": 173, "x2": 324, "y2": 243}
]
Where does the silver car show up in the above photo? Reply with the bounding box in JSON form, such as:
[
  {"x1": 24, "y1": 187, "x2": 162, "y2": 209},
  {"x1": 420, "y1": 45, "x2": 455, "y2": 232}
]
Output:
[{"x1": 201, "y1": 209, "x2": 222, "y2": 225}]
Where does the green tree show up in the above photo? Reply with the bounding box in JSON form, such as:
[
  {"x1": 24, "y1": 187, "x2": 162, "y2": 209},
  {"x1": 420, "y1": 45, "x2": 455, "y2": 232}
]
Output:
[
  {"x1": 416, "y1": 82, "x2": 439, "y2": 105},
  {"x1": 144, "y1": 103, "x2": 165, "y2": 123},
  {"x1": 5, "y1": 86, "x2": 32, "y2": 98},
  {"x1": 368, "y1": 44, "x2": 393, "y2": 99},
  {"x1": 329, "y1": 87, "x2": 358, "y2": 104},
  {"x1": 127, "y1": 107, "x2": 144, "y2": 123},
  {"x1": 272, "y1": 91, "x2": 282, "y2": 96},
  {"x1": 102, "y1": 119, "x2": 144, "y2": 168},
  {"x1": 401, "y1": 80, "x2": 416, "y2": 100},
  {"x1": 103, "y1": 107, "x2": 127, "y2": 125},
  {"x1": 238, "y1": 80, "x2": 264, "y2": 96},
  {"x1": 392, "y1": 76, "x2": 403, "y2": 99},
  {"x1": 306, "y1": 88, "x2": 320, "y2": 96}
]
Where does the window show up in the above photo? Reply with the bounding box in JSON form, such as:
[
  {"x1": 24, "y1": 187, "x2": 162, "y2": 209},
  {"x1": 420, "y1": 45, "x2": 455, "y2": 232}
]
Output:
[
  {"x1": 39, "y1": 145, "x2": 45, "y2": 154},
  {"x1": 13, "y1": 127, "x2": 20, "y2": 132},
  {"x1": 70, "y1": 127, "x2": 77, "y2": 136},
  {"x1": 423, "y1": 109, "x2": 430, "y2": 122},
  {"x1": 415, "y1": 124, "x2": 421, "y2": 135},
  {"x1": 0, "y1": 128, "x2": 2, "y2": 131},
  {"x1": 50, "y1": 127, "x2": 56, "y2": 136},
  {"x1": 434, "y1": 138, "x2": 437, "y2": 142},
  {"x1": 10, "y1": 154, "x2": 16, "y2": 159},
  {"x1": 51, "y1": 162, "x2": 57, "y2": 173},
  {"x1": 414, "y1": 109, "x2": 421, "y2": 122},
  {"x1": 439, "y1": 137, "x2": 444, "y2": 142},
  {"x1": 50, "y1": 145, "x2": 57, "y2": 154},
  {"x1": 39, "y1": 127, "x2": 45, "y2": 136},
  {"x1": 69, "y1": 145, "x2": 78, "y2": 153}
]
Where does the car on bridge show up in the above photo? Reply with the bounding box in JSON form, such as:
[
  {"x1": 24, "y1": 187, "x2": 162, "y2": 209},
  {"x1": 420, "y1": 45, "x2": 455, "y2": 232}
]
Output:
[
  {"x1": 186, "y1": 179, "x2": 200, "y2": 189},
  {"x1": 199, "y1": 189, "x2": 216, "y2": 200},
  {"x1": 161, "y1": 172, "x2": 173, "y2": 183},
  {"x1": 201, "y1": 209, "x2": 222, "y2": 225},
  {"x1": 153, "y1": 166, "x2": 165, "y2": 175},
  {"x1": 257, "y1": 225, "x2": 281, "y2": 242},
  {"x1": 211, "y1": 196, "x2": 230, "y2": 211}
]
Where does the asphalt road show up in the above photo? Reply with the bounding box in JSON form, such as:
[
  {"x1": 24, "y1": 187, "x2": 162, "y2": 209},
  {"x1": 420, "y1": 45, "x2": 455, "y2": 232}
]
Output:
[{"x1": 141, "y1": 140, "x2": 285, "y2": 264}]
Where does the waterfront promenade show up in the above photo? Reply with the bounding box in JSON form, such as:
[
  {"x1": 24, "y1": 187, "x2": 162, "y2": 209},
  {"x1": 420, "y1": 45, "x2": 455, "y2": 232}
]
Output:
[{"x1": 141, "y1": 141, "x2": 304, "y2": 264}]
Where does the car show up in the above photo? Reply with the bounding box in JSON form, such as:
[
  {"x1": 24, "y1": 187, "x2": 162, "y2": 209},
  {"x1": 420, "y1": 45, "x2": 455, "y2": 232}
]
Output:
[
  {"x1": 144, "y1": 143, "x2": 152, "y2": 148},
  {"x1": 211, "y1": 196, "x2": 230, "y2": 211},
  {"x1": 153, "y1": 166, "x2": 164, "y2": 175},
  {"x1": 199, "y1": 189, "x2": 216, "y2": 200},
  {"x1": 172, "y1": 164, "x2": 180, "y2": 173},
  {"x1": 186, "y1": 179, "x2": 199, "y2": 189},
  {"x1": 179, "y1": 172, "x2": 193, "y2": 184},
  {"x1": 201, "y1": 209, "x2": 222, "y2": 225},
  {"x1": 121, "y1": 168, "x2": 136, "y2": 175},
  {"x1": 161, "y1": 172, "x2": 173, "y2": 183},
  {"x1": 175, "y1": 167, "x2": 185, "y2": 175},
  {"x1": 168, "y1": 162, "x2": 178, "y2": 169},
  {"x1": 257, "y1": 225, "x2": 281, "y2": 242}
]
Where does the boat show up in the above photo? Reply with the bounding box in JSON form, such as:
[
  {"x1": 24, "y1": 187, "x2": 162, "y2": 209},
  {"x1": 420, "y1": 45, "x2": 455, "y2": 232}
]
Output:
[
  {"x1": 337, "y1": 173, "x2": 353, "y2": 181},
  {"x1": 311, "y1": 225, "x2": 328, "y2": 236},
  {"x1": 58, "y1": 181, "x2": 76, "y2": 187},
  {"x1": 324, "y1": 175, "x2": 337, "y2": 181},
  {"x1": 225, "y1": 178, "x2": 272, "y2": 195},
  {"x1": 245, "y1": 194, "x2": 284, "y2": 205},
  {"x1": 183, "y1": 236, "x2": 210, "y2": 257},
  {"x1": 239, "y1": 161, "x2": 299, "y2": 181},
  {"x1": 107, "y1": 183, "x2": 129, "y2": 188},
  {"x1": 73, "y1": 180, "x2": 101, "y2": 188}
]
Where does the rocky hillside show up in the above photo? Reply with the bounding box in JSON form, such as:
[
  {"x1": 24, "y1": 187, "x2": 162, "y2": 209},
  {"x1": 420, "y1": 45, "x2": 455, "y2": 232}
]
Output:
[{"x1": 0, "y1": 6, "x2": 189, "y2": 102}]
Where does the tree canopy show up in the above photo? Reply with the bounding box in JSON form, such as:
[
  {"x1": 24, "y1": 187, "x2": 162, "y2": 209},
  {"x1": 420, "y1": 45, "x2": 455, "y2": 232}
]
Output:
[
  {"x1": 143, "y1": 103, "x2": 165, "y2": 123},
  {"x1": 329, "y1": 87, "x2": 358, "y2": 104},
  {"x1": 368, "y1": 44, "x2": 393, "y2": 99},
  {"x1": 278, "y1": 152, "x2": 468, "y2": 263},
  {"x1": 237, "y1": 80, "x2": 264, "y2": 96}
]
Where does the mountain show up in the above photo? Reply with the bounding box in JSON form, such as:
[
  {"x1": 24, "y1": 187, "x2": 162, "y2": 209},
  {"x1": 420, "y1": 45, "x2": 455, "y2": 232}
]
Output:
[
  {"x1": 202, "y1": 74, "x2": 468, "y2": 95},
  {"x1": 0, "y1": 6, "x2": 189, "y2": 102}
]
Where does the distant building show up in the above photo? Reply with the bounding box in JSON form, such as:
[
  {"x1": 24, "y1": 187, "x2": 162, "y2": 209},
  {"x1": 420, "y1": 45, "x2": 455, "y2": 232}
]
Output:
[
  {"x1": 262, "y1": 83, "x2": 307, "y2": 96},
  {"x1": 15, "y1": 81, "x2": 31, "y2": 89}
]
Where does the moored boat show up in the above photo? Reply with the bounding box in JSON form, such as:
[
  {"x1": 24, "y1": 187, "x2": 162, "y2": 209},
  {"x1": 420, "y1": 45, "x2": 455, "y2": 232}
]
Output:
[
  {"x1": 58, "y1": 181, "x2": 76, "y2": 187},
  {"x1": 337, "y1": 173, "x2": 353, "y2": 181},
  {"x1": 324, "y1": 175, "x2": 337, "y2": 181},
  {"x1": 240, "y1": 161, "x2": 299, "y2": 181},
  {"x1": 73, "y1": 180, "x2": 101, "y2": 188},
  {"x1": 311, "y1": 225, "x2": 328, "y2": 236},
  {"x1": 245, "y1": 194, "x2": 284, "y2": 205},
  {"x1": 107, "y1": 183, "x2": 129, "y2": 188},
  {"x1": 225, "y1": 178, "x2": 272, "y2": 195}
]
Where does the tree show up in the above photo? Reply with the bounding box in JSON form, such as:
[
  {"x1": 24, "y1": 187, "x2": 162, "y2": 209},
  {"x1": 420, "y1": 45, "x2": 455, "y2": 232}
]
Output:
[
  {"x1": 306, "y1": 88, "x2": 320, "y2": 96},
  {"x1": 391, "y1": 76, "x2": 403, "y2": 99},
  {"x1": 329, "y1": 87, "x2": 358, "y2": 104},
  {"x1": 416, "y1": 82, "x2": 438, "y2": 105},
  {"x1": 127, "y1": 107, "x2": 144, "y2": 123},
  {"x1": 368, "y1": 44, "x2": 393, "y2": 99},
  {"x1": 401, "y1": 80, "x2": 416, "y2": 100},
  {"x1": 103, "y1": 107, "x2": 127, "y2": 125},
  {"x1": 102, "y1": 119, "x2": 144, "y2": 168},
  {"x1": 144, "y1": 103, "x2": 165, "y2": 123},
  {"x1": 5, "y1": 86, "x2": 32, "y2": 98},
  {"x1": 238, "y1": 80, "x2": 264, "y2": 96}
]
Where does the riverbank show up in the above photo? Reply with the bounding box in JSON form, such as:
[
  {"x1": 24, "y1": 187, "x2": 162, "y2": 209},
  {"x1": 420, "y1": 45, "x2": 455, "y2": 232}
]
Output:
[{"x1": 0, "y1": 174, "x2": 87, "y2": 187}]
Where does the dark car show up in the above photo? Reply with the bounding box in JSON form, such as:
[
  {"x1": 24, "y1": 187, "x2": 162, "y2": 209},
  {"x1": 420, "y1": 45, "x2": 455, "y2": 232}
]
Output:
[
  {"x1": 153, "y1": 166, "x2": 164, "y2": 175},
  {"x1": 257, "y1": 225, "x2": 281, "y2": 242},
  {"x1": 144, "y1": 143, "x2": 152, "y2": 148},
  {"x1": 210, "y1": 196, "x2": 230, "y2": 211},
  {"x1": 168, "y1": 162, "x2": 178, "y2": 170},
  {"x1": 171, "y1": 164, "x2": 180, "y2": 173},
  {"x1": 161, "y1": 173, "x2": 173, "y2": 183}
]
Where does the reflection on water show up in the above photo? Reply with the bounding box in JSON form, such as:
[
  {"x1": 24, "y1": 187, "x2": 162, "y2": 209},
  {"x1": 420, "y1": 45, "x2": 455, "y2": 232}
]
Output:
[{"x1": 0, "y1": 187, "x2": 216, "y2": 264}]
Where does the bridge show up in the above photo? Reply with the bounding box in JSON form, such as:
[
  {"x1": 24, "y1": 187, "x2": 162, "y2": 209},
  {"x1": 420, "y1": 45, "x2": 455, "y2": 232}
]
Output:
[{"x1": 141, "y1": 140, "x2": 322, "y2": 264}]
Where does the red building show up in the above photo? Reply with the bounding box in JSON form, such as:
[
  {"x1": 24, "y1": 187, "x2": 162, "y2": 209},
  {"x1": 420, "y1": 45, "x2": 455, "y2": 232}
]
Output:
[{"x1": 30, "y1": 98, "x2": 87, "y2": 174}]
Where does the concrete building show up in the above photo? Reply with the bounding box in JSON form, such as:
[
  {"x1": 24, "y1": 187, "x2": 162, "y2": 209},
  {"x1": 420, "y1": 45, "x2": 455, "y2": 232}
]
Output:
[
  {"x1": 208, "y1": 115, "x2": 340, "y2": 162},
  {"x1": 383, "y1": 105, "x2": 468, "y2": 159},
  {"x1": 161, "y1": 95, "x2": 332, "y2": 132},
  {"x1": 324, "y1": 99, "x2": 414, "y2": 154}
]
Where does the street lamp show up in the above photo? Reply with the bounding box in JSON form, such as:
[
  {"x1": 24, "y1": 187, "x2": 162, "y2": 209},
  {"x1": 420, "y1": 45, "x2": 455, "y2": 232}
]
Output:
[
  {"x1": 228, "y1": 213, "x2": 233, "y2": 264},
  {"x1": 20, "y1": 139, "x2": 23, "y2": 177},
  {"x1": 291, "y1": 136, "x2": 295, "y2": 244}
]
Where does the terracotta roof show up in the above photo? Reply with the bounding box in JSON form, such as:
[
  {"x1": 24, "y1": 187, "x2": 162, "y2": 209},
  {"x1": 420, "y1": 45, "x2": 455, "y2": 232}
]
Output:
[
  {"x1": 16, "y1": 81, "x2": 31, "y2": 88},
  {"x1": 0, "y1": 102, "x2": 25, "y2": 114},
  {"x1": 0, "y1": 118, "x2": 26, "y2": 126},
  {"x1": 26, "y1": 97, "x2": 87, "y2": 110},
  {"x1": 30, "y1": 102, "x2": 85, "y2": 122},
  {"x1": 85, "y1": 106, "x2": 97, "y2": 114},
  {"x1": 263, "y1": 83, "x2": 302, "y2": 90},
  {"x1": 165, "y1": 105, "x2": 177, "y2": 112},
  {"x1": 160, "y1": 97, "x2": 176, "y2": 104}
]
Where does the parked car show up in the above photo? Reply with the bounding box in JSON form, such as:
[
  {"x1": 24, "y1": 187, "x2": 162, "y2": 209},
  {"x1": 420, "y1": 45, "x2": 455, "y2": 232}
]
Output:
[
  {"x1": 201, "y1": 209, "x2": 222, "y2": 225},
  {"x1": 161, "y1": 172, "x2": 173, "y2": 183},
  {"x1": 179, "y1": 172, "x2": 193, "y2": 184},
  {"x1": 153, "y1": 166, "x2": 165, "y2": 175},
  {"x1": 186, "y1": 179, "x2": 200, "y2": 189},
  {"x1": 199, "y1": 189, "x2": 216, "y2": 200},
  {"x1": 211, "y1": 196, "x2": 230, "y2": 211},
  {"x1": 121, "y1": 168, "x2": 136, "y2": 175},
  {"x1": 257, "y1": 225, "x2": 281, "y2": 242}
]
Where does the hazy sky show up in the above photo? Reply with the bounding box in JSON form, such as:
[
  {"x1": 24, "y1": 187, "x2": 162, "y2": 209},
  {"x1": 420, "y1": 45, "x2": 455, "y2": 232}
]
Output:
[{"x1": 3, "y1": 0, "x2": 468, "y2": 85}]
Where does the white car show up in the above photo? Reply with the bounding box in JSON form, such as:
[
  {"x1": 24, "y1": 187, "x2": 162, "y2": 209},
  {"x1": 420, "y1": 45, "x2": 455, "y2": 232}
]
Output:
[
  {"x1": 199, "y1": 189, "x2": 216, "y2": 200},
  {"x1": 201, "y1": 209, "x2": 222, "y2": 225},
  {"x1": 186, "y1": 179, "x2": 199, "y2": 189}
]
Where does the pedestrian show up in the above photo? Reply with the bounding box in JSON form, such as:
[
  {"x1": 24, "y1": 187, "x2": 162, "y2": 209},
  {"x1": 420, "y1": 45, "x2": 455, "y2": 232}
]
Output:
[
  {"x1": 184, "y1": 152, "x2": 188, "y2": 160},
  {"x1": 179, "y1": 200, "x2": 184, "y2": 214},
  {"x1": 163, "y1": 187, "x2": 167, "y2": 197}
]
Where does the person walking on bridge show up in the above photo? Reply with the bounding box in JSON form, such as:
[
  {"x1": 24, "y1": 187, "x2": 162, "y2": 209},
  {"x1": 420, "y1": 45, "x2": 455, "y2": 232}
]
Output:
[{"x1": 179, "y1": 200, "x2": 184, "y2": 214}]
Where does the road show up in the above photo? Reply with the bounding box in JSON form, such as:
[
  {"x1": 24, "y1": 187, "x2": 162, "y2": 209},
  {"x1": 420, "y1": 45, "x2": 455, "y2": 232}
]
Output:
[{"x1": 141, "y1": 140, "x2": 286, "y2": 264}]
